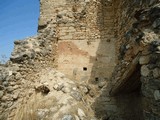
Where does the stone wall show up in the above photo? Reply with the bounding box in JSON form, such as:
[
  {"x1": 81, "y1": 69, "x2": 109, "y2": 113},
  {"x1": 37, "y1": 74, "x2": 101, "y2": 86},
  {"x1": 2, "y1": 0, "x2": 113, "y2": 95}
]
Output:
[
  {"x1": 107, "y1": 1, "x2": 160, "y2": 119},
  {"x1": 0, "y1": 0, "x2": 160, "y2": 120},
  {"x1": 140, "y1": 41, "x2": 160, "y2": 119},
  {"x1": 39, "y1": 0, "x2": 117, "y2": 83},
  {"x1": 0, "y1": 29, "x2": 57, "y2": 119}
]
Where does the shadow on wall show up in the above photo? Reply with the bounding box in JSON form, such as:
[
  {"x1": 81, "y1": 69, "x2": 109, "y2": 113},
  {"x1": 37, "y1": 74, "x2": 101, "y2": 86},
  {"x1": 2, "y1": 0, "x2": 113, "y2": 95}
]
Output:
[
  {"x1": 91, "y1": 0, "x2": 144, "y2": 119},
  {"x1": 88, "y1": 0, "x2": 116, "y2": 85},
  {"x1": 92, "y1": 63, "x2": 144, "y2": 120}
]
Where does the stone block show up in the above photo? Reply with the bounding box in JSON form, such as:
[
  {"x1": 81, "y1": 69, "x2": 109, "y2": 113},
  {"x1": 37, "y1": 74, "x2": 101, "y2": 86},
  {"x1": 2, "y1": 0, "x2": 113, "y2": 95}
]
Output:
[
  {"x1": 38, "y1": 18, "x2": 47, "y2": 27},
  {"x1": 62, "y1": 115, "x2": 73, "y2": 120},
  {"x1": 0, "y1": 91, "x2": 4, "y2": 98},
  {"x1": 154, "y1": 90, "x2": 160, "y2": 100},
  {"x1": 78, "y1": 108, "x2": 86, "y2": 118},
  {"x1": 139, "y1": 55, "x2": 150, "y2": 65},
  {"x1": 153, "y1": 68, "x2": 160, "y2": 78},
  {"x1": 141, "y1": 65, "x2": 150, "y2": 77}
]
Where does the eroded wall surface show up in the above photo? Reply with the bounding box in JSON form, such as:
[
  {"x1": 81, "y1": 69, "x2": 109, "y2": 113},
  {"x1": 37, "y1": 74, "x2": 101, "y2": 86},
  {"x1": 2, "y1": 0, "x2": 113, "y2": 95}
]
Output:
[{"x1": 39, "y1": 0, "x2": 117, "y2": 82}]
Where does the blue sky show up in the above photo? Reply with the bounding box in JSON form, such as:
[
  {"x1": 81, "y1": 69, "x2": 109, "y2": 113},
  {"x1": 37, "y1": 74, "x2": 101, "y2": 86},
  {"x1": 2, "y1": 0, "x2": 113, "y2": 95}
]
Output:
[{"x1": 0, "y1": 0, "x2": 39, "y2": 60}]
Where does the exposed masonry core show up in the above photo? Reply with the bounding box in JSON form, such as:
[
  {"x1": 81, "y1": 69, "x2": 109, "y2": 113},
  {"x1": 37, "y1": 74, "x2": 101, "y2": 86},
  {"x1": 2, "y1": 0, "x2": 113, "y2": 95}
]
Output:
[{"x1": 39, "y1": 0, "x2": 117, "y2": 82}]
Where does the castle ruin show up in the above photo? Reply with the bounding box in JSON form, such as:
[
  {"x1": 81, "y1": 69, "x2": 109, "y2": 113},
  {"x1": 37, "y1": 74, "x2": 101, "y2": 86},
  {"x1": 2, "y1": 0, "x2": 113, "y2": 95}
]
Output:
[{"x1": 0, "y1": 0, "x2": 160, "y2": 120}]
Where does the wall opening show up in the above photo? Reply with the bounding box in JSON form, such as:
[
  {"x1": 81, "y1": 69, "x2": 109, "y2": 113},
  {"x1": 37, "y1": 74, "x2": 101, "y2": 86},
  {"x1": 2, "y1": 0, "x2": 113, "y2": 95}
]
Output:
[
  {"x1": 92, "y1": 63, "x2": 144, "y2": 120},
  {"x1": 83, "y1": 67, "x2": 87, "y2": 71},
  {"x1": 113, "y1": 63, "x2": 144, "y2": 120},
  {"x1": 95, "y1": 77, "x2": 99, "y2": 82},
  {"x1": 113, "y1": 64, "x2": 142, "y2": 95}
]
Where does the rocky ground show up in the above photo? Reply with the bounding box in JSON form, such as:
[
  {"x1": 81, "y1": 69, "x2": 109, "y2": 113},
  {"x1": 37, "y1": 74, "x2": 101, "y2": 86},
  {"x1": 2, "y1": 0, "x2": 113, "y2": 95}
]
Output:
[{"x1": 0, "y1": 65, "x2": 106, "y2": 120}]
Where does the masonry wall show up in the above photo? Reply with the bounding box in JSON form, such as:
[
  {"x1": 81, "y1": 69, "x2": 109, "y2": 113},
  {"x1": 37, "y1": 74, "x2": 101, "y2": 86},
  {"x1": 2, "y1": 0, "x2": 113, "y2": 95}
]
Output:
[
  {"x1": 108, "y1": 0, "x2": 160, "y2": 119},
  {"x1": 38, "y1": 0, "x2": 160, "y2": 119},
  {"x1": 39, "y1": 0, "x2": 117, "y2": 83},
  {"x1": 93, "y1": 0, "x2": 160, "y2": 120},
  {"x1": 0, "y1": 0, "x2": 160, "y2": 120}
]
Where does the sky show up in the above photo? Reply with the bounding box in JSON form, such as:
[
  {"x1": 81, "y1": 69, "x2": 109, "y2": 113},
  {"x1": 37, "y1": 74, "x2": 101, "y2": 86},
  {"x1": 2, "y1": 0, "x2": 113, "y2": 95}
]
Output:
[{"x1": 0, "y1": 0, "x2": 39, "y2": 60}]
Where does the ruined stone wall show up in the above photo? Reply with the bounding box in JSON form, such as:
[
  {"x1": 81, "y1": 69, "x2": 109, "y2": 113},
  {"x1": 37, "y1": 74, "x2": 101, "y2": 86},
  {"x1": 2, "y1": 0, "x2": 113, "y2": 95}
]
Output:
[
  {"x1": 107, "y1": 0, "x2": 160, "y2": 119},
  {"x1": 0, "y1": 2, "x2": 59, "y2": 118},
  {"x1": 0, "y1": 28, "x2": 58, "y2": 119},
  {"x1": 0, "y1": 0, "x2": 160, "y2": 120},
  {"x1": 93, "y1": 1, "x2": 160, "y2": 120},
  {"x1": 140, "y1": 42, "x2": 160, "y2": 119},
  {"x1": 39, "y1": 0, "x2": 117, "y2": 83}
]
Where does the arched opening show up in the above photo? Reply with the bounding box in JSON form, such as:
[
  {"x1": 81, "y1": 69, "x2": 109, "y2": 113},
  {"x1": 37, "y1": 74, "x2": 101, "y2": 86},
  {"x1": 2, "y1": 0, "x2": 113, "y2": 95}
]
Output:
[
  {"x1": 93, "y1": 61, "x2": 144, "y2": 120},
  {"x1": 112, "y1": 63, "x2": 144, "y2": 120},
  {"x1": 111, "y1": 63, "x2": 141, "y2": 95}
]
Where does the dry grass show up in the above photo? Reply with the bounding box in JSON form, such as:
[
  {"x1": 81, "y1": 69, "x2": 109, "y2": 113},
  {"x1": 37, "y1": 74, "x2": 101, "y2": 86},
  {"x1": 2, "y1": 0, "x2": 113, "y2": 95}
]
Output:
[{"x1": 13, "y1": 93, "x2": 57, "y2": 120}]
